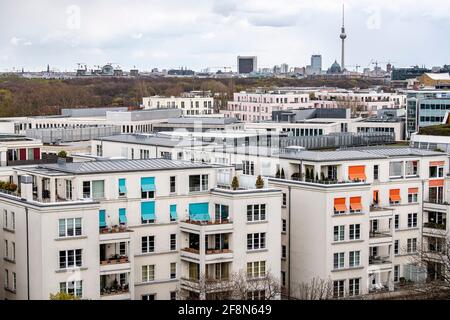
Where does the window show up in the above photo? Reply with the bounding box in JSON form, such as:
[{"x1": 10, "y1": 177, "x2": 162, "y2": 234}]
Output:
[
  {"x1": 59, "y1": 249, "x2": 82, "y2": 269},
  {"x1": 170, "y1": 234, "x2": 176, "y2": 251},
  {"x1": 242, "y1": 161, "x2": 255, "y2": 175},
  {"x1": 215, "y1": 204, "x2": 229, "y2": 222},
  {"x1": 118, "y1": 178, "x2": 126, "y2": 197},
  {"x1": 189, "y1": 174, "x2": 208, "y2": 192},
  {"x1": 170, "y1": 204, "x2": 177, "y2": 222},
  {"x1": 60, "y1": 280, "x2": 82, "y2": 297},
  {"x1": 12, "y1": 272, "x2": 16, "y2": 292},
  {"x1": 58, "y1": 218, "x2": 82, "y2": 237},
  {"x1": 141, "y1": 177, "x2": 155, "y2": 199},
  {"x1": 334, "y1": 225, "x2": 345, "y2": 242},
  {"x1": 373, "y1": 165, "x2": 379, "y2": 180},
  {"x1": 140, "y1": 149, "x2": 150, "y2": 159},
  {"x1": 333, "y1": 280, "x2": 345, "y2": 298},
  {"x1": 429, "y1": 163, "x2": 444, "y2": 178},
  {"x1": 11, "y1": 242, "x2": 15, "y2": 261},
  {"x1": 66, "y1": 180, "x2": 72, "y2": 200},
  {"x1": 170, "y1": 291, "x2": 177, "y2": 300},
  {"x1": 247, "y1": 290, "x2": 266, "y2": 300},
  {"x1": 282, "y1": 245, "x2": 287, "y2": 259},
  {"x1": 408, "y1": 213, "x2": 418, "y2": 228},
  {"x1": 4, "y1": 240, "x2": 8, "y2": 259},
  {"x1": 142, "y1": 294, "x2": 156, "y2": 300},
  {"x1": 349, "y1": 278, "x2": 360, "y2": 296},
  {"x1": 394, "y1": 265, "x2": 400, "y2": 282},
  {"x1": 349, "y1": 251, "x2": 360, "y2": 267},
  {"x1": 82, "y1": 181, "x2": 90, "y2": 198},
  {"x1": 334, "y1": 198, "x2": 347, "y2": 214},
  {"x1": 349, "y1": 224, "x2": 360, "y2": 240},
  {"x1": 394, "y1": 240, "x2": 399, "y2": 255},
  {"x1": 349, "y1": 197, "x2": 362, "y2": 213},
  {"x1": 246, "y1": 261, "x2": 266, "y2": 278},
  {"x1": 408, "y1": 188, "x2": 418, "y2": 203},
  {"x1": 247, "y1": 204, "x2": 266, "y2": 222},
  {"x1": 96, "y1": 144, "x2": 103, "y2": 157},
  {"x1": 170, "y1": 176, "x2": 176, "y2": 193},
  {"x1": 170, "y1": 262, "x2": 177, "y2": 279},
  {"x1": 389, "y1": 189, "x2": 401, "y2": 205},
  {"x1": 394, "y1": 214, "x2": 399, "y2": 229},
  {"x1": 282, "y1": 193, "x2": 287, "y2": 206},
  {"x1": 389, "y1": 161, "x2": 403, "y2": 177},
  {"x1": 83, "y1": 180, "x2": 104, "y2": 199},
  {"x1": 142, "y1": 236, "x2": 155, "y2": 253},
  {"x1": 282, "y1": 219, "x2": 287, "y2": 233},
  {"x1": 142, "y1": 265, "x2": 155, "y2": 282},
  {"x1": 247, "y1": 233, "x2": 266, "y2": 250},
  {"x1": 333, "y1": 252, "x2": 345, "y2": 270},
  {"x1": 119, "y1": 242, "x2": 126, "y2": 256},
  {"x1": 407, "y1": 238, "x2": 417, "y2": 253}
]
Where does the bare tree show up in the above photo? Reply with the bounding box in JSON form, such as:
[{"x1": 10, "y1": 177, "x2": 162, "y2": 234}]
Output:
[
  {"x1": 177, "y1": 270, "x2": 281, "y2": 300},
  {"x1": 290, "y1": 277, "x2": 334, "y2": 300}
]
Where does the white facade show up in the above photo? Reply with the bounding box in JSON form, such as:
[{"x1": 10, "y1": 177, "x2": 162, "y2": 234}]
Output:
[
  {"x1": 142, "y1": 96, "x2": 214, "y2": 116},
  {"x1": 222, "y1": 91, "x2": 314, "y2": 122},
  {"x1": 0, "y1": 159, "x2": 281, "y2": 300}
]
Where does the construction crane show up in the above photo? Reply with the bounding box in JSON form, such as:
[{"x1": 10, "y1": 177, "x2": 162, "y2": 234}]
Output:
[{"x1": 369, "y1": 59, "x2": 397, "y2": 76}]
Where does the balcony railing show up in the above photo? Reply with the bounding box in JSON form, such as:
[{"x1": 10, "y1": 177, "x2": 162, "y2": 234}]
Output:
[
  {"x1": 100, "y1": 225, "x2": 129, "y2": 234},
  {"x1": 423, "y1": 222, "x2": 446, "y2": 230},
  {"x1": 100, "y1": 254, "x2": 129, "y2": 265},
  {"x1": 182, "y1": 247, "x2": 200, "y2": 254},
  {"x1": 369, "y1": 256, "x2": 391, "y2": 265},
  {"x1": 369, "y1": 230, "x2": 392, "y2": 238},
  {"x1": 182, "y1": 219, "x2": 232, "y2": 226},
  {"x1": 205, "y1": 248, "x2": 232, "y2": 255},
  {"x1": 100, "y1": 284, "x2": 129, "y2": 296}
]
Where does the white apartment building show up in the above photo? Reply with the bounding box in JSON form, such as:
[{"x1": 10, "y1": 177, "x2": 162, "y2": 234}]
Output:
[
  {"x1": 142, "y1": 96, "x2": 215, "y2": 116},
  {"x1": 88, "y1": 135, "x2": 449, "y2": 298},
  {"x1": 222, "y1": 91, "x2": 313, "y2": 122},
  {"x1": 0, "y1": 158, "x2": 281, "y2": 300}
]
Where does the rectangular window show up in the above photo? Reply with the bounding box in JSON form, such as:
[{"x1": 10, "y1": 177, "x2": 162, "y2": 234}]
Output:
[
  {"x1": 82, "y1": 181, "x2": 90, "y2": 198},
  {"x1": 142, "y1": 236, "x2": 155, "y2": 253},
  {"x1": 91, "y1": 180, "x2": 105, "y2": 200},
  {"x1": 407, "y1": 238, "x2": 417, "y2": 253},
  {"x1": 247, "y1": 233, "x2": 266, "y2": 250},
  {"x1": 389, "y1": 161, "x2": 403, "y2": 177},
  {"x1": 374, "y1": 165, "x2": 379, "y2": 180},
  {"x1": 394, "y1": 265, "x2": 400, "y2": 282},
  {"x1": 142, "y1": 265, "x2": 155, "y2": 282},
  {"x1": 247, "y1": 204, "x2": 266, "y2": 222},
  {"x1": 282, "y1": 219, "x2": 287, "y2": 233},
  {"x1": 60, "y1": 280, "x2": 82, "y2": 297},
  {"x1": 334, "y1": 225, "x2": 345, "y2": 242},
  {"x1": 408, "y1": 188, "x2": 418, "y2": 203},
  {"x1": 349, "y1": 278, "x2": 360, "y2": 296},
  {"x1": 349, "y1": 224, "x2": 360, "y2": 240},
  {"x1": 282, "y1": 193, "x2": 287, "y2": 206},
  {"x1": 189, "y1": 175, "x2": 209, "y2": 192},
  {"x1": 242, "y1": 161, "x2": 255, "y2": 175},
  {"x1": 282, "y1": 245, "x2": 287, "y2": 259},
  {"x1": 333, "y1": 280, "x2": 345, "y2": 298},
  {"x1": 349, "y1": 251, "x2": 360, "y2": 267},
  {"x1": 170, "y1": 234, "x2": 176, "y2": 251},
  {"x1": 247, "y1": 261, "x2": 266, "y2": 278},
  {"x1": 214, "y1": 204, "x2": 229, "y2": 222},
  {"x1": 394, "y1": 240, "x2": 399, "y2": 255},
  {"x1": 429, "y1": 163, "x2": 444, "y2": 178},
  {"x1": 408, "y1": 213, "x2": 418, "y2": 228},
  {"x1": 58, "y1": 218, "x2": 82, "y2": 237},
  {"x1": 59, "y1": 249, "x2": 82, "y2": 269},
  {"x1": 394, "y1": 215, "x2": 399, "y2": 229},
  {"x1": 141, "y1": 177, "x2": 155, "y2": 199},
  {"x1": 170, "y1": 291, "x2": 177, "y2": 300},
  {"x1": 405, "y1": 161, "x2": 418, "y2": 176},
  {"x1": 333, "y1": 252, "x2": 345, "y2": 270},
  {"x1": 170, "y1": 262, "x2": 177, "y2": 279},
  {"x1": 118, "y1": 178, "x2": 127, "y2": 197},
  {"x1": 170, "y1": 176, "x2": 176, "y2": 193}
]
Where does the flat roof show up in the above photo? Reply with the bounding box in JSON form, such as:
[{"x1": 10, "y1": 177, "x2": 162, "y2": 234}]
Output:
[
  {"x1": 32, "y1": 158, "x2": 219, "y2": 175},
  {"x1": 99, "y1": 134, "x2": 208, "y2": 147}
]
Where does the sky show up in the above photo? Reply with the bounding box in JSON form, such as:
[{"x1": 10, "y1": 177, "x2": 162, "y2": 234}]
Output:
[{"x1": 0, "y1": 0, "x2": 450, "y2": 72}]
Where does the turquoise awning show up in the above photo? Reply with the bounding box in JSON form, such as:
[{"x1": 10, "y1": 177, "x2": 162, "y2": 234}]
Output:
[
  {"x1": 99, "y1": 210, "x2": 106, "y2": 228},
  {"x1": 119, "y1": 208, "x2": 127, "y2": 224},
  {"x1": 189, "y1": 203, "x2": 210, "y2": 221},
  {"x1": 170, "y1": 204, "x2": 177, "y2": 220},
  {"x1": 141, "y1": 201, "x2": 155, "y2": 221},
  {"x1": 141, "y1": 177, "x2": 155, "y2": 192},
  {"x1": 119, "y1": 178, "x2": 126, "y2": 194}
]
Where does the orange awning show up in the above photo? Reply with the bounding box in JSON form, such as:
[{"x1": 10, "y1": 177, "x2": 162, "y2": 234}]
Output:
[
  {"x1": 389, "y1": 189, "x2": 401, "y2": 202},
  {"x1": 373, "y1": 190, "x2": 379, "y2": 203},
  {"x1": 430, "y1": 179, "x2": 444, "y2": 187},
  {"x1": 348, "y1": 165, "x2": 366, "y2": 181},
  {"x1": 334, "y1": 198, "x2": 347, "y2": 212},
  {"x1": 350, "y1": 196, "x2": 362, "y2": 211},
  {"x1": 430, "y1": 161, "x2": 445, "y2": 166},
  {"x1": 408, "y1": 187, "x2": 419, "y2": 194}
]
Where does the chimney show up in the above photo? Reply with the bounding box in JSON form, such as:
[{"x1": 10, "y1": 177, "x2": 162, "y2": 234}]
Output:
[{"x1": 20, "y1": 175, "x2": 33, "y2": 201}]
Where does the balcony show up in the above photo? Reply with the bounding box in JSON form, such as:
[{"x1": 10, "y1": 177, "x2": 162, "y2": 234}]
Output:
[
  {"x1": 100, "y1": 273, "x2": 131, "y2": 300},
  {"x1": 180, "y1": 248, "x2": 234, "y2": 263},
  {"x1": 369, "y1": 205, "x2": 394, "y2": 218},
  {"x1": 369, "y1": 230, "x2": 392, "y2": 239},
  {"x1": 423, "y1": 222, "x2": 446, "y2": 230},
  {"x1": 180, "y1": 219, "x2": 233, "y2": 234},
  {"x1": 99, "y1": 225, "x2": 132, "y2": 242},
  {"x1": 369, "y1": 256, "x2": 391, "y2": 266},
  {"x1": 424, "y1": 201, "x2": 449, "y2": 212}
]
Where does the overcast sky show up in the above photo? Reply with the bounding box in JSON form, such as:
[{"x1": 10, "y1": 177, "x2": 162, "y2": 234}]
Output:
[{"x1": 1, "y1": 0, "x2": 449, "y2": 72}]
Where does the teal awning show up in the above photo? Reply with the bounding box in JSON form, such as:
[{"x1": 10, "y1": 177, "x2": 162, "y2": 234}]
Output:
[
  {"x1": 189, "y1": 203, "x2": 210, "y2": 221},
  {"x1": 119, "y1": 208, "x2": 127, "y2": 224},
  {"x1": 141, "y1": 201, "x2": 155, "y2": 221},
  {"x1": 141, "y1": 177, "x2": 155, "y2": 192},
  {"x1": 119, "y1": 178, "x2": 126, "y2": 194},
  {"x1": 99, "y1": 210, "x2": 106, "y2": 228},
  {"x1": 170, "y1": 204, "x2": 177, "y2": 220}
]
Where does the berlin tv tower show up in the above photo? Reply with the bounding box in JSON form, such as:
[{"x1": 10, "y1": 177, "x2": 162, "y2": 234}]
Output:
[{"x1": 340, "y1": 2, "x2": 347, "y2": 71}]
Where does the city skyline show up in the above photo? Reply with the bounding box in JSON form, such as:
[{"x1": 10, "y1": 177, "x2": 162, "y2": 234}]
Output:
[{"x1": 0, "y1": 0, "x2": 450, "y2": 72}]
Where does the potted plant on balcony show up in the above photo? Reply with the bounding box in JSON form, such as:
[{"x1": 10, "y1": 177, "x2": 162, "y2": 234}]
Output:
[
  {"x1": 119, "y1": 256, "x2": 127, "y2": 263},
  {"x1": 231, "y1": 176, "x2": 239, "y2": 190},
  {"x1": 255, "y1": 175, "x2": 264, "y2": 189}
]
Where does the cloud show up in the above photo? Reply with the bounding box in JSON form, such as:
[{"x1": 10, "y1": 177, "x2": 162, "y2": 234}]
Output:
[{"x1": 10, "y1": 37, "x2": 32, "y2": 46}]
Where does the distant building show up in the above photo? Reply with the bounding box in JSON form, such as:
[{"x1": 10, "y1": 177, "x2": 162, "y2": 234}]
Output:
[
  {"x1": 167, "y1": 68, "x2": 195, "y2": 76},
  {"x1": 391, "y1": 66, "x2": 431, "y2": 81},
  {"x1": 406, "y1": 90, "x2": 450, "y2": 138},
  {"x1": 237, "y1": 56, "x2": 257, "y2": 74},
  {"x1": 142, "y1": 95, "x2": 214, "y2": 115},
  {"x1": 280, "y1": 63, "x2": 289, "y2": 74},
  {"x1": 417, "y1": 73, "x2": 450, "y2": 88},
  {"x1": 327, "y1": 60, "x2": 342, "y2": 74}
]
